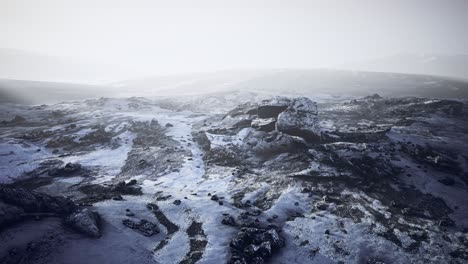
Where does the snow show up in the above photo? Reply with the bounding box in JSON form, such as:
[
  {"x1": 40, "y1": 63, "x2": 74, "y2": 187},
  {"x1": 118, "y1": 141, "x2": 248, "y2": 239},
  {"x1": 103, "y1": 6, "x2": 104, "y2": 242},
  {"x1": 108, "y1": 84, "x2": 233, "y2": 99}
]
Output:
[
  {"x1": 0, "y1": 140, "x2": 51, "y2": 183},
  {"x1": 61, "y1": 130, "x2": 135, "y2": 183}
]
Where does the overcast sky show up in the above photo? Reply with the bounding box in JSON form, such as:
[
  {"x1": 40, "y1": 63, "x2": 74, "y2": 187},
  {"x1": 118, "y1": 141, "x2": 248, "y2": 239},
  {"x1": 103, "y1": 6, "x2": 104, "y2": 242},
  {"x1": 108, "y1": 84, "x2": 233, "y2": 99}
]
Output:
[{"x1": 1, "y1": 0, "x2": 467, "y2": 75}]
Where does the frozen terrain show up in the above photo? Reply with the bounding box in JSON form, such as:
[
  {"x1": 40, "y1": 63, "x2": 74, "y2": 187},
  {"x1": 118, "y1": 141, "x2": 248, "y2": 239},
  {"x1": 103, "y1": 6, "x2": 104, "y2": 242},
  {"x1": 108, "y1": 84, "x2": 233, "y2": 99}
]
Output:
[{"x1": 1, "y1": 92, "x2": 468, "y2": 264}]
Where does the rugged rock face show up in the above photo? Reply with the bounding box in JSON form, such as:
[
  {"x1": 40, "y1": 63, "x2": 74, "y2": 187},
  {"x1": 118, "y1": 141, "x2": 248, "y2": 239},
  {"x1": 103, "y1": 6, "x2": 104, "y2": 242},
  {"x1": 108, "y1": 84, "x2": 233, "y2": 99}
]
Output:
[
  {"x1": 0, "y1": 187, "x2": 77, "y2": 215},
  {"x1": 223, "y1": 96, "x2": 323, "y2": 142},
  {"x1": 0, "y1": 187, "x2": 103, "y2": 238},
  {"x1": 48, "y1": 162, "x2": 82, "y2": 176},
  {"x1": 229, "y1": 227, "x2": 285, "y2": 264},
  {"x1": 64, "y1": 208, "x2": 101, "y2": 238},
  {"x1": 77, "y1": 181, "x2": 143, "y2": 204},
  {"x1": 276, "y1": 97, "x2": 321, "y2": 142}
]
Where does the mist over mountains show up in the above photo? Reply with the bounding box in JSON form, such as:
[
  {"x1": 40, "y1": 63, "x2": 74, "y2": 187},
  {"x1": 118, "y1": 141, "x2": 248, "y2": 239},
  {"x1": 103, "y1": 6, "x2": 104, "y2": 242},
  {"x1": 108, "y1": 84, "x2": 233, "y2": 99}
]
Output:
[
  {"x1": 0, "y1": 48, "x2": 136, "y2": 84},
  {"x1": 340, "y1": 52, "x2": 468, "y2": 80},
  {"x1": 1, "y1": 49, "x2": 468, "y2": 104}
]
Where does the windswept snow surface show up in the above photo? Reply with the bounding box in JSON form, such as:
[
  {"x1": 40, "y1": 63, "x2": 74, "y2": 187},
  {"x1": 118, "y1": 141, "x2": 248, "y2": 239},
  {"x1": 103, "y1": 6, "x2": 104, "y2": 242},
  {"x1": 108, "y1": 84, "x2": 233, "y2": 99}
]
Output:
[{"x1": 1, "y1": 95, "x2": 468, "y2": 264}]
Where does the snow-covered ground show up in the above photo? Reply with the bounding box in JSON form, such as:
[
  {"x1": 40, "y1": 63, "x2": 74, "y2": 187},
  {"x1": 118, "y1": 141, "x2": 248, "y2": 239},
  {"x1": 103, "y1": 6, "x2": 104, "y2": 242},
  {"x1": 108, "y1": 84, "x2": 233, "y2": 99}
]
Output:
[{"x1": 1, "y1": 94, "x2": 468, "y2": 264}]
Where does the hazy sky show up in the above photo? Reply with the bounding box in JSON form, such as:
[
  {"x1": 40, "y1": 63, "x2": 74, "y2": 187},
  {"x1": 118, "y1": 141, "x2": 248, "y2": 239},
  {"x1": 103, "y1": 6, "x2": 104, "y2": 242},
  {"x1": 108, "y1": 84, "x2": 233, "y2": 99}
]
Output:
[{"x1": 1, "y1": 0, "x2": 467, "y2": 75}]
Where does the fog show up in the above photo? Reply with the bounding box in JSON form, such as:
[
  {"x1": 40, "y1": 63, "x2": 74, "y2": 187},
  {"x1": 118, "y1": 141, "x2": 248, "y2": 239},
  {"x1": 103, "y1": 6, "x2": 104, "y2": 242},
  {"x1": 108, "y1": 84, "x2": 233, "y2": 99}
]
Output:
[
  {"x1": 1, "y1": 0, "x2": 468, "y2": 103},
  {"x1": 2, "y1": 0, "x2": 468, "y2": 78}
]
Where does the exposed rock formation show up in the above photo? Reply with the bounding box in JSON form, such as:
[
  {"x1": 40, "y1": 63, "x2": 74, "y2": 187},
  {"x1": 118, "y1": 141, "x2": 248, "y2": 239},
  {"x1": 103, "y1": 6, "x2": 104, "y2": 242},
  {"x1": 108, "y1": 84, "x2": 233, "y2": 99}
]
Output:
[{"x1": 64, "y1": 208, "x2": 101, "y2": 238}]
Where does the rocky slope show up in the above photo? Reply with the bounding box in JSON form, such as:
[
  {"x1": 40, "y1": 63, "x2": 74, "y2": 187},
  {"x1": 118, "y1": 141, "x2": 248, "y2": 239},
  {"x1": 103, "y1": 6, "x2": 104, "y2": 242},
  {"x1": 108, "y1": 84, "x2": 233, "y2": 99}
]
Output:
[{"x1": 0, "y1": 93, "x2": 467, "y2": 264}]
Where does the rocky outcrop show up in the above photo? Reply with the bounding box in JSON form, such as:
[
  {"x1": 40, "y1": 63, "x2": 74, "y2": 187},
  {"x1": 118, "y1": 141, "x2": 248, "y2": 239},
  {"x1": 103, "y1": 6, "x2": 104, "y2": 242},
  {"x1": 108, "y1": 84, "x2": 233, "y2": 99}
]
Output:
[
  {"x1": 1, "y1": 115, "x2": 26, "y2": 126},
  {"x1": 257, "y1": 104, "x2": 288, "y2": 119},
  {"x1": 276, "y1": 97, "x2": 321, "y2": 142},
  {"x1": 0, "y1": 187, "x2": 77, "y2": 215},
  {"x1": 224, "y1": 97, "x2": 322, "y2": 143},
  {"x1": 221, "y1": 215, "x2": 237, "y2": 226},
  {"x1": 48, "y1": 162, "x2": 82, "y2": 176},
  {"x1": 193, "y1": 131, "x2": 211, "y2": 152},
  {"x1": 122, "y1": 218, "x2": 160, "y2": 237},
  {"x1": 77, "y1": 181, "x2": 143, "y2": 204},
  {"x1": 64, "y1": 208, "x2": 101, "y2": 238},
  {"x1": 229, "y1": 227, "x2": 285, "y2": 264},
  {"x1": 0, "y1": 187, "x2": 103, "y2": 237},
  {"x1": 79, "y1": 127, "x2": 113, "y2": 145}
]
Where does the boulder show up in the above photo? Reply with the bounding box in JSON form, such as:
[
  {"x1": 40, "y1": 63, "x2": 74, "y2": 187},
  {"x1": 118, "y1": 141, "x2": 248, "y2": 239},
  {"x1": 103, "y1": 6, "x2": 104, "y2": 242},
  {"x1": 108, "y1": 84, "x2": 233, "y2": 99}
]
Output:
[
  {"x1": 122, "y1": 218, "x2": 160, "y2": 236},
  {"x1": 193, "y1": 131, "x2": 211, "y2": 152},
  {"x1": 229, "y1": 227, "x2": 285, "y2": 264},
  {"x1": 276, "y1": 97, "x2": 322, "y2": 142},
  {"x1": 111, "y1": 181, "x2": 143, "y2": 195},
  {"x1": 257, "y1": 105, "x2": 288, "y2": 119},
  {"x1": 221, "y1": 215, "x2": 237, "y2": 226},
  {"x1": 256, "y1": 97, "x2": 291, "y2": 118},
  {"x1": 64, "y1": 208, "x2": 101, "y2": 238}
]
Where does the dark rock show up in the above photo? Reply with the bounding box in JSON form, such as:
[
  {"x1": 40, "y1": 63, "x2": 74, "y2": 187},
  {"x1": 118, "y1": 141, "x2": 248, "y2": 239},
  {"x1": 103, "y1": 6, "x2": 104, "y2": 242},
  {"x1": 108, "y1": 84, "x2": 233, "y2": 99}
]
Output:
[
  {"x1": 211, "y1": 195, "x2": 219, "y2": 201},
  {"x1": 0, "y1": 187, "x2": 78, "y2": 215},
  {"x1": 439, "y1": 177, "x2": 455, "y2": 186},
  {"x1": 173, "y1": 199, "x2": 182, "y2": 205},
  {"x1": 126, "y1": 211, "x2": 135, "y2": 217},
  {"x1": 79, "y1": 127, "x2": 113, "y2": 145},
  {"x1": 364, "y1": 94, "x2": 383, "y2": 100},
  {"x1": 251, "y1": 118, "x2": 277, "y2": 132},
  {"x1": 315, "y1": 202, "x2": 328, "y2": 210},
  {"x1": 222, "y1": 215, "x2": 237, "y2": 226},
  {"x1": 193, "y1": 131, "x2": 211, "y2": 152},
  {"x1": 64, "y1": 208, "x2": 101, "y2": 238},
  {"x1": 229, "y1": 227, "x2": 285, "y2": 264},
  {"x1": 257, "y1": 105, "x2": 288, "y2": 119},
  {"x1": 48, "y1": 162, "x2": 82, "y2": 176},
  {"x1": 232, "y1": 119, "x2": 253, "y2": 129},
  {"x1": 207, "y1": 147, "x2": 242, "y2": 166},
  {"x1": 111, "y1": 181, "x2": 142, "y2": 195},
  {"x1": 112, "y1": 194, "x2": 124, "y2": 201},
  {"x1": 122, "y1": 218, "x2": 160, "y2": 236},
  {"x1": 439, "y1": 217, "x2": 456, "y2": 227},
  {"x1": 126, "y1": 179, "x2": 137, "y2": 186},
  {"x1": 165, "y1": 123, "x2": 174, "y2": 128}
]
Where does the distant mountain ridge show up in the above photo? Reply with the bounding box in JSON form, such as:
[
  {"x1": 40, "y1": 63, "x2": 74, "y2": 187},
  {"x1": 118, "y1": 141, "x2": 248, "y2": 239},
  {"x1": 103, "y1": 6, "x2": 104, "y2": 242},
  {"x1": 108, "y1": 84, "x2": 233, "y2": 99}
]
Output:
[{"x1": 339, "y1": 52, "x2": 468, "y2": 80}]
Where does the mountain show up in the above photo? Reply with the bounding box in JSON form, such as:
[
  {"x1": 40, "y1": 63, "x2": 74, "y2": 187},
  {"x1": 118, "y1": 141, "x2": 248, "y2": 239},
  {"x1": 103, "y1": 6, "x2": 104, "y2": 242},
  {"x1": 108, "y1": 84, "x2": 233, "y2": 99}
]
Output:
[
  {"x1": 339, "y1": 52, "x2": 468, "y2": 80},
  {"x1": 0, "y1": 79, "x2": 113, "y2": 104},
  {"x1": 2, "y1": 68, "x2": 468, "y2": 105},
  {"x1": 117, "y1": 69, "x2": 468, "y2": 100},
  {"x1": 0, "y1": 48, "x2": 133, "y2": 84}
]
